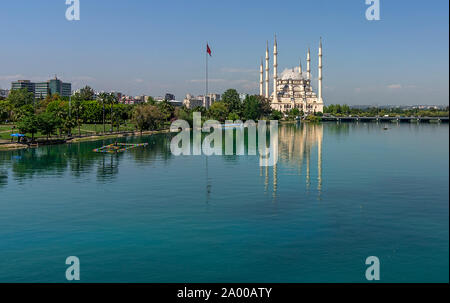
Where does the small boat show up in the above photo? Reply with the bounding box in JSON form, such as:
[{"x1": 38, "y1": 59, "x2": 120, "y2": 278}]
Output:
[{"x1": 93, "y1": 143, "x2": 148, "y2": 153}]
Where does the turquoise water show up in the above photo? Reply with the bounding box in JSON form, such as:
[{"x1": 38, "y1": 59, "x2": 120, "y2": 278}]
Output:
[{"x1": 0, "y1": 122, "x2": 448, "y2": 282}]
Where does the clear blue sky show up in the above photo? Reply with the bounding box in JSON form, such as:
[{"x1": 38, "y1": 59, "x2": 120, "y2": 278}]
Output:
[{"x1": 0, "y1": 0, "x2": 448, "y2": 105}]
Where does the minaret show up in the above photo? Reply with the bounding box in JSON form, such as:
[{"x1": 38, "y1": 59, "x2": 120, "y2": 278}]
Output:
[
  {"x1": 318, "y1": 38, "x2": 323, "y2": 103},
  {"x1": 299, "y1": 59, "x2": 303, "y2": 76},
  {"x1": 273, "y1": 35, "x2": 278, "y2": 102},
  {"x1": 259, "y1": 58, "x2": 264, "y2": 96},
  {"x1": 265, "y1": 41, "x2": 270, "y2": 99},
  {"x1": 307, "y1": 48, "x2": 311, "y2": 81}
]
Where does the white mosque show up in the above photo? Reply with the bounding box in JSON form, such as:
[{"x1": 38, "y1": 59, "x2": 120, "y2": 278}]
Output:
[{"x1": 259, "y1": 36, "x2": 324, "y2": 114}]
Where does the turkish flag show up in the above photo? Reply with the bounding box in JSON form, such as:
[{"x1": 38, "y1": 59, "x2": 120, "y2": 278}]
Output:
[{"x1": 206, "y1": 44, "x2": 212, "y2": 56}]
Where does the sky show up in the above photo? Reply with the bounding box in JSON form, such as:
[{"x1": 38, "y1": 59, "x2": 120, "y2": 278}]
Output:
[{"x1": 0, "y1": 0, "x2": 448, "y2": 105}]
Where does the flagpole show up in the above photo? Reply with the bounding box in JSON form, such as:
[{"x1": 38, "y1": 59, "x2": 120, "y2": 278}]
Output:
[{"x1": 206, "y1": 42, "x2": 208, "y2": 109}]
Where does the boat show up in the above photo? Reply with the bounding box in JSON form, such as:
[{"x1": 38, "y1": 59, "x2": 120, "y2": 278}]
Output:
[{"x1": 93, "y1": 143, "x2": 148, "y2": 153}]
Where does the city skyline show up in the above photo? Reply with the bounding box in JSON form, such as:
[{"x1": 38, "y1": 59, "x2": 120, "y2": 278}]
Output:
[{"x1": 0, "y1": 0, "x2": 448, "y2": 105}]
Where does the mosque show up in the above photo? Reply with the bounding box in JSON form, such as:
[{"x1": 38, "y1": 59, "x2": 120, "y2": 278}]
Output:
[{"x1": 259, "y1": 36, "x2": 324, "y2": 114}]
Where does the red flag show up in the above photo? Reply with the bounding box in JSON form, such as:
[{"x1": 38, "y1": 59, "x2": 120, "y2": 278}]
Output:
[{"x1": 206, "y1": 44, "x2": 212, "y2": 56}]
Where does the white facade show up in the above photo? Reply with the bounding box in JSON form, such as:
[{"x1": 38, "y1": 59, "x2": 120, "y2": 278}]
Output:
[{"x1": 260, "y1": 37, "x2": 324, "y2": 114}]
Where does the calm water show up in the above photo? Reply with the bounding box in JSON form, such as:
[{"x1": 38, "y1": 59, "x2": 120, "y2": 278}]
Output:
[{"x1": 0, "y1": 122, "x2": 448, "y2": 282}]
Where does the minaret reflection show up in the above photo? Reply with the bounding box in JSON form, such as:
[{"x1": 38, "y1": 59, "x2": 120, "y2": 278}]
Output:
[{"x1": 261, "y1": 123, "x2": 323, "y2": 197}]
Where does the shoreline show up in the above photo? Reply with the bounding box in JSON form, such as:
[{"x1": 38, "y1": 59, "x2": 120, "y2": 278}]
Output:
[{"x1": 0, "y1": 129, "x2": 171, "y2": 151}]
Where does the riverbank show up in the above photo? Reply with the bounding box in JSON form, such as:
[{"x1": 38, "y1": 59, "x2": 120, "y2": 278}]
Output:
[{"x1": 0, "y1": 129, "x2": 171, "y2": 151}]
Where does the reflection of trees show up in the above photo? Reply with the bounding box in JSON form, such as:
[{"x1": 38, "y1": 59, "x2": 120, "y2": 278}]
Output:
[
  {"x1": 0, "y1": 134, "x2": 174, "y2": 184},
  {"x1": 97, "y1": 154, "x2": 120, "y2": 182},
  {"x1": 0, "y1": 169, "x2": 7, "y2": 188}
]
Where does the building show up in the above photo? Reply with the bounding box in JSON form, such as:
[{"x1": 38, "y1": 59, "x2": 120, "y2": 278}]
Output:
[
  {"x1": 183, "y1": 94, "x2": 204, "y2": 109},
  {"x1": 165, "y1": 93, "x2": 175, "y2": 101},
  {"x1": 259, "y1": 36, "x2": 324, "y2": 114},
  {"x1": 0, "y1": 89, "x2": 10, "y2": 99},
  {"x1": 11, "y1": 77, "x2": 72, "y2": 99},
  {"x1": 35, "y1": 76, "x2": 72, "y2": 99},
  {"x1": 183, "y1": 93, "x2": 221, "y2": 109},
  {"x1": 11, "y1": 80, "x2": 35, "y2": 93}
]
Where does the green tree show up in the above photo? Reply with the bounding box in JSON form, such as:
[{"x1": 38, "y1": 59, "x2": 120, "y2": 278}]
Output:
[
  {"x1": 174, "y1": 106, "x2": 193, "y2": 126},
  {"x1": 227, "y1": 112, "x2": 240, "y2": 121},
  {"x1": 0, "y1": 100, "x2": 11, "y2": 121},
  {"x1": 270, "y1": 110, "x2": 283, "y2": 120},
  {"x1": 286, "y1": 108, "x2": 301, "y2": 120},
  {"x1": 146, "y1": 96, "x2": 156, "y2": 105},
  {"x1": 106, "y1": 93, "x2": 117, "y2": 132},
  {"x1": 222, "y1": 89, "x2": 241, "y2": 114},
  {"x1": 71, "y1": 92, "x2": 84, "y2": 136},
  {"x1": 158, "y1": 100, "x2": 175, "y2": 122},
  {"x1": 79, "y1": 86, "x2": 95, "y2": 101},
  {"x1": 207, "y1": 101, "x2": 229, "y2": 122},
  {"x1": 38, "y1": 112, "x2": 58, "y2": 140},
  {"x1": 7, "y1": 88, "x2": 34, "y2": 108},
  {"x1": 97, "y1": 92, "x2": 108, "y2": 133},
  {"x1": 132, "y1": 105, "x2": 165, "y2": 135},
  {"x1": 17, "y1": 114, "x2": 39, "y2": 141},
  {"x1": 242, "y1": 95, "x2": 261, "y2": 120}
]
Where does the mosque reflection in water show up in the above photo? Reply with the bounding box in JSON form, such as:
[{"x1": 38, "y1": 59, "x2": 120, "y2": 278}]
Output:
[{"x1": 260, "y1": 123, "x2": 323, "y2": 198}]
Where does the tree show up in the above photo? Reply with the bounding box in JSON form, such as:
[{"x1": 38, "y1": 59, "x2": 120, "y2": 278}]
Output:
[
  {"x1": 259, "y1": 96, "x2": 273, "y2": 118},
  {"x1": 17, "y1": 114, "x2": 39, "y2": 141},
  {"x1": 7, "y1": 89, "x2": 34, "y2": 108},
  {"x1": 227, "y1": 112, "x2": 239, "y2": 121},
  {"x1": 82, "y1": 100, "x2": 102, "y2": 124},
  {"x1": 0, "y1": 100, "x2": 11, "y2": 122},
  {"x1": 37, "y1": 93, "x2": 61, "y2": 114},
  {"x1": 286, "y1": 108, "x2": 301, "y2": 120},
  {"x1": 38, "y1": 112, "x2": 58, "y2": 140},
  {"x1": 270, "y1": 110, "x2": 283, "y2": 120},
  {"x1": 222, "y1": 89, "x2": 241, "y2": 114},
  {"x1": 61, "y1": 116, "x2": 76, "y2": 137},
  {"x1": 71, "y1": 92, "x2": 84, "y2": 136},
  {"x1": 16, "y1": 104, "x2": 35, "y2": 120},
  {"x1": 132, "y1": 105, "x2": 165, "y2": 135},
  {"x1": 97, "y1": 92, "x2": 108, "y2": 133},
  {"x1": 242, "y1": 95, "x2": 261, "y2": 120},
  {"x1": 146, "y1": 96, "x2": 156, "y2": 105},
  {"x1": 79, "y1": 86, "x2": 95, "y2": 101},
  {"x1": 106, "y1": 93, "x2": 117, "y2": 132},
  {"x1": 174, "y1": 106, "x2": 193, "y2": 126},
  {"x1": 207, "y1": 101, "x2": 229, "y2": 122},
  {"x1": 158, "y1": 100, "x2": 175, "y2": 122}
]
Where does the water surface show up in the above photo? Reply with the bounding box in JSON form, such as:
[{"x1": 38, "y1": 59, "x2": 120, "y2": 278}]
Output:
[{"x1": 0, "y1": 122, "x2": 448, "y2": 282}]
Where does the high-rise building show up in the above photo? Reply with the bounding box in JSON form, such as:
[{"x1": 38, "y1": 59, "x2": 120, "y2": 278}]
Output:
[
  {"x1": 11, "y1": 77, "x2": 72, "y2": 99},
  {"x1": 35, "y1": 76, "x2": 72, "y2": 99},
  {"x1": 11, "y1": 80, "x2": 35, "y2": 93}
]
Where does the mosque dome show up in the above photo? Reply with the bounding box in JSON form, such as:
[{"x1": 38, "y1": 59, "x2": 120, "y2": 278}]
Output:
[{"x1": 280, "y1": 67, "x2": 302, "y2": 80}]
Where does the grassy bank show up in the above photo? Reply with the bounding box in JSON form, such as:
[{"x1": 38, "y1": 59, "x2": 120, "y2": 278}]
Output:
[{"x1": 0, "y1": 126, "x2": 170, "y2": 151}]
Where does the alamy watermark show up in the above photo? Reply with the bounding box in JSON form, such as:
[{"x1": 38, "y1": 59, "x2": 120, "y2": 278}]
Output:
[
  {"x1": 170, "y1": 113, "x2": 279, "y2": 167},
  {"x1": 365, "y1": 0, "x2": 381, "y2": 21},
  {"x1": 365, "y1": 256, "x2": 380, "y2": 281},
  {"x1": 65, "y1": 256, "x2": 80, "y2": 281},
  {"x1": 65, "y1": 0, "x2": 80, "y2": 21}
]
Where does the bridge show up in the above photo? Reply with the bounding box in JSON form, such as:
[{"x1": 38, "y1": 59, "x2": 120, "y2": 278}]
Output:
[{"x1": 321, "y1": 116, "x2": 449, "y2": 123}]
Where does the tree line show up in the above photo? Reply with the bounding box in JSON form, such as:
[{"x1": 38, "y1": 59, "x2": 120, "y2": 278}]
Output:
[
  {"x1": 324, "y1": 104, "x2": 449, "y2": 117},
  {"x1": 0, "y1": 86, "x2": 329, "y2": 141}
]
